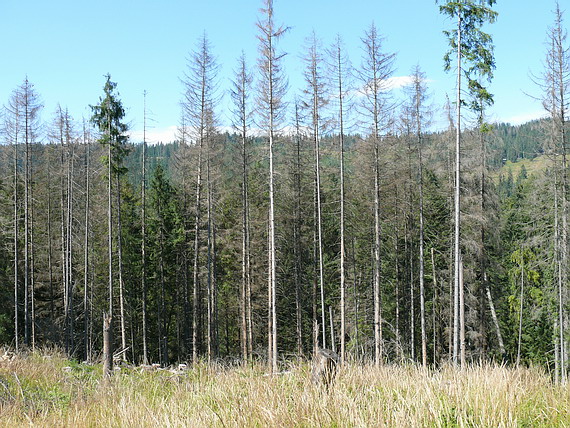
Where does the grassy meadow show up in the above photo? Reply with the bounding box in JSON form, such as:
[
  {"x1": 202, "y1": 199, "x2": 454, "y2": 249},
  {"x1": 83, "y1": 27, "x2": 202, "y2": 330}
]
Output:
[{"x1": 0, "y1": 349, "x2": 569, "y2": 427}]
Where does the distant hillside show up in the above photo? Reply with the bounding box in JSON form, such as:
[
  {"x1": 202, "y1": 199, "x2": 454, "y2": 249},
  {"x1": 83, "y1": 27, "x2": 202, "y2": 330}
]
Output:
[
  {"x1": 489, "y1": 119, "x2": 547, "y2": 167},
  {"x1": 494, "y1": 155, "x2": 551, "y2": 184}
]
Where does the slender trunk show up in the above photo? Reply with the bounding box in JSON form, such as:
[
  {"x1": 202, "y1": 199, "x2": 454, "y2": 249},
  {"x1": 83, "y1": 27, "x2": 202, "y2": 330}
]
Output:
[
  {"x1": 267, "y1": 36, "x2": 278, "y2": 374},
  {"x1": 306, "y1": 46, "x2": 327, "y2": 352},
  {"x1": 182, "y1": 189, "x2": 190, "y2": 359},
  {"x1": 116, "y1": 173, "x2": 127, "y2": 361},
  {"x1": 351, "y1": 238, "x2": 359, "y2": 359},
  {"x1": 83, "y1": 130, "x2": 91, "y2": 362},
  {"x1": 294, "y1": 106, "x2": 303, "y2": 356},
  {"x1": 206, "y1": 136, "x2": 213, "y2": 363},
  {"x1": 337, "y1": 42, "x2": 347, "y2": 364},
  {"x1": 329, "y1": 306, "x2": 335, "y2": 353},
  {"x1": 47, "y1": 154, "x2": 55, "y2": 327},
  {"x1": 418, "y1": 124, "x2": 427, "y2": 368},
  {"x1": 453, "y1": 14, "x2": 463, "y2": 366},
  {"x1": 479, "y1": 116, "x2": 488, "y2": 359},
  {"x1": 159, "y1": 225, "x2": 168, "y2": 366},
  {"x1": 559, "y1": 103, "x2": 569, "y2": 383},
  {"x1": 30, "y1": 148, "x2": 36, "y2": 350},
  {"x1": 460, "y1": 256, "x2": 466, "y2": 366},
  {"x1": 66, "y1": 141, "x2": 75, "y2": 354},
  {"x1": 555, "y1": 318, "x2": 560, "y2": 384},
  {"x1": 241, "y1": 130, "x2": 248, "y2": 360},
  {"x1": 373, "y1": 134, "x2": 381, "y2": 366},
  {"x1": 107, "y1": 113, "x2": 114, "y2": 363},
  {"x1": 59, "y1": 114, "x2": 67, "y2": 351},
  {"x1": 192, "y1": 137, "x2": 203, "y2": 363},
  {"x1": 395, "y1": 229, "x2": 401, "y2": 360},
  {"x1": 269, "y1": 128, "x2": 277, "y2": 373},
  {"x1": 554, "y1": 172, "x2": 565, "y2": 382},
  {"x1": 24, "y1": 100, "x2": 30, "y2": 347},
  {"x1": 485, "y1": 279, "x2": 505, "y2": 356},
  {"x1": 409, "y1": 239, "x2": 415, "y2": 361},
  {"x1": 445, "y1": 97, "x2": 455, "y2": 361},
  {"x1": 246, "y1": 204, "x2": 253, "y2": 360},
  {"x1": 30, "y1": 146, "x2": 36, "y2": 350},
  {"x1": 312, "y1": 183, "x2": 318, "y2": 351},
  {"x1": 212, "y1": 221, "x2": 219, "y2": 357},
  {"x1": 258, "y1": 2, "x2": 283, "y2": 373},
  {"x1": 314, "y1": 98, "x2": 326, "y2": 351},
  {"x1": 13, "y1": 123, "x2": 19, "y2": 352},
  {"x1": 431, "y1": 248, "x2": 438, "y2": 364},
  {"x1": 142, "y1": 92, "x2": 148, "y2": 365},
  {"x1": 372, "y1": 67, "x2": 382, "y2": 366},
  {"x1": 516, "y1": 259, "x2": 524, "y2": 367}
]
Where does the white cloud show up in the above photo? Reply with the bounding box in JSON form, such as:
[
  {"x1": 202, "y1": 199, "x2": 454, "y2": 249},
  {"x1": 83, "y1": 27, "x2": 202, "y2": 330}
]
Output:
[{"x1": 128, "y1": 126, "x2": 178, "y2": 144}]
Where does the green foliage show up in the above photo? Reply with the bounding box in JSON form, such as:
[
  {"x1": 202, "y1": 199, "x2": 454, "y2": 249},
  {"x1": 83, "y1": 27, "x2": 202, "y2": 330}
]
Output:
[
  {"x1": 439, "y1": 0, "x2": 498, "y2": 111},
  {"x1": 90, "y1": 74, "x2": 130, "y2": 174},
  {"x1": 146, "y1": 163, "x2": 184, "y2": 362}
]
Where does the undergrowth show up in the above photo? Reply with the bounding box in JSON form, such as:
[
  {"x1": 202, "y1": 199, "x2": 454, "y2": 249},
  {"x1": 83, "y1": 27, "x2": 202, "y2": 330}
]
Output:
[{"x1": 0, "y1": 349, "x2": 568, "y2": 427}]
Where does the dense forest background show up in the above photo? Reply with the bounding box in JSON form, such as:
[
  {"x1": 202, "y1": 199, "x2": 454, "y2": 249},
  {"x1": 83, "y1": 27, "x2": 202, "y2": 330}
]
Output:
[{"x1": 1, "y1": 1, "x2": 569, "y2": 382}]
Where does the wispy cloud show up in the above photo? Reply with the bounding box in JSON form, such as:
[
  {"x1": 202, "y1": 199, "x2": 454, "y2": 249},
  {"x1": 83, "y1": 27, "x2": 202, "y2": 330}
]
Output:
[
  {"x1": 501, "y1": 110, "x2": 546, "y2": 125},
  {"x1": 353, "y1": 75, "x2": 430, "y2": 98},
  {"x1": 383, "y1": 75, "x2": 415, "y2": 90}
]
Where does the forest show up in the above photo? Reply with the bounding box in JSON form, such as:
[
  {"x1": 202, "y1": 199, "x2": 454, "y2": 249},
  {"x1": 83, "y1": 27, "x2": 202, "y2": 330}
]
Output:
[{"x1": 0, "y1": 0, "x2": 569, "y2": 385}]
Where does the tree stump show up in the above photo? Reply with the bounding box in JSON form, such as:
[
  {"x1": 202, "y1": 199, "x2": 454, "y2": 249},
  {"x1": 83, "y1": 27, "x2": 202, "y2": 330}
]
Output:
[{"x1": 311, "y1": 348, "x2": 339, "y2": 388}]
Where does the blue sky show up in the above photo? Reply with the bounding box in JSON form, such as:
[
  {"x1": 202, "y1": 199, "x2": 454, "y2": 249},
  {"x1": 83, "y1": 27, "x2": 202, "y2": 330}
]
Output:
[{"x1": 0, "y1": 0, "x2": 562, "y2": 143}]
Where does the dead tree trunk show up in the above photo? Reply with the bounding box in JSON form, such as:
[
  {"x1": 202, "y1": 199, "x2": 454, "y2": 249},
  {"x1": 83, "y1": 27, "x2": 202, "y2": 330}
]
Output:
[{"x1": 103, "y1": 313, "x2": 113, "y2": 381}]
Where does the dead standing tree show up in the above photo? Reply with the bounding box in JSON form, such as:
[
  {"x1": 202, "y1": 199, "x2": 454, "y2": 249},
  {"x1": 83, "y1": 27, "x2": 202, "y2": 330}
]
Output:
[
  {"x1": 256, "y1": 0, "x2": 288, "y2": 373},
  {"x1": 358, "y1": 22, "x2": 396, "y2": 367}
]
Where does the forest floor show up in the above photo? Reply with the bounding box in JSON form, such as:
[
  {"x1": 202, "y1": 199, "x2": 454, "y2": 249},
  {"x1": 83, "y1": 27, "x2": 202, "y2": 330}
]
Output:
[{"x1": 0, "y1": 348, "x2": 569, "y2": 427}]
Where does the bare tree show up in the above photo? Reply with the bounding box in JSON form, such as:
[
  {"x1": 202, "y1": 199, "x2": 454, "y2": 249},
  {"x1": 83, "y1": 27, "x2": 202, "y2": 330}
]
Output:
[
  {"x1": 292, "y1": 98, "x2": 305, "y2": 356},
  {"x1": 537, "y1": 2, "x2": 570, "y2": 382},
  {"x1": 4, "y1": 88, "x2": 22, "y2": 351},
  {"x1": 404, "y1": 65, "x2": 431, "y2": 367},
  {"x1": 328, "y1": 34, "x2": 351, "y2": 364},
  {"x1": 9, "y1": 79, "x2": 43, "y2": 348},
  {"x1": 181, "y1": 32, "x2": 219, "y2": 363},
  {"x1": 230, "y1": 52, "x2": 254, "y2": 362},
  {"x1": 256, "y1": 0, "x2": 288, "y2": 373},
  {"x1": 82, "y1": 119, "x2": 92, "y2": 362},
  {"x1": 358, "y1": 22, "x2": 395, "y2": 367},
  {"x1": 302, "y1": 31, "x2": 329, "y2": 350}
]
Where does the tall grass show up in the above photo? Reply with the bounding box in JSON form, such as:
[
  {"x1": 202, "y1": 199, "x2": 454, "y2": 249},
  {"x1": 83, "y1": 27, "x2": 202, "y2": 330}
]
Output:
[{"x1": 0, "y1": 350, "x2": 568, "y2": 427}]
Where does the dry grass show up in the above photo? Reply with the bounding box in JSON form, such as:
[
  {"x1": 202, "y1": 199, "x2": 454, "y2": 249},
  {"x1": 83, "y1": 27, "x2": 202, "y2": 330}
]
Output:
[
  {"x1": 494, "y1": 155, "x2": 553, "y2": 184},
  {"x1": 1, "y1": 350, "x2": 569, "y2": 427}
]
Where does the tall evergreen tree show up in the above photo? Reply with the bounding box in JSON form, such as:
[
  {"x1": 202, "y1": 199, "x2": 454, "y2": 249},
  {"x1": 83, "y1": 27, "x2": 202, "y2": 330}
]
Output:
[
  {"x1": 90, "y1": 74, "x2": 129, "y2": 370},
  {"x1": 439, "y1": 0, "x2": 497, "y2": 366}
]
